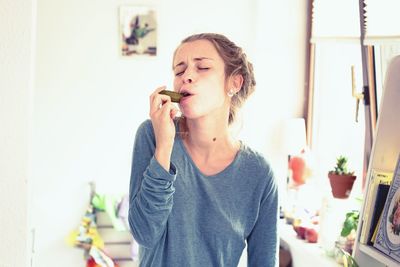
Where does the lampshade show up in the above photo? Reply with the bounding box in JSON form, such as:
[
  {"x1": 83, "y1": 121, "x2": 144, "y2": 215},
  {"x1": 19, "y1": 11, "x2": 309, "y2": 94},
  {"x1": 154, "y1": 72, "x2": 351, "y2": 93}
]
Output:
[{"x1": 283, "y1": 118, "x2": 307, "y2": 155}]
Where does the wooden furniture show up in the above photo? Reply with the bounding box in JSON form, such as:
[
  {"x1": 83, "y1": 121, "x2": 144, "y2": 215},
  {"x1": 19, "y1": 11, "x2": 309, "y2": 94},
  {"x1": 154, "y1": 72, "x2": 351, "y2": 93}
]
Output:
[{"x1": 353, "y1": 55, "x2": 400, "y2": 267}]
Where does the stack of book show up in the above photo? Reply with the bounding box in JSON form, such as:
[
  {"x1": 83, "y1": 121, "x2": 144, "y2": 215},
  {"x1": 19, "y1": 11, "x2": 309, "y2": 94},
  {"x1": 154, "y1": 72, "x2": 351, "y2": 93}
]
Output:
[
  {"x1": 95, "y1": 211, "x2": 138, "y2": 266},
  {"x1": 371, "y1": 154, "x2": 400, "y2": 263},
  {"x1": 359, "y1": 170, "x2": 392, "y2": 245}
]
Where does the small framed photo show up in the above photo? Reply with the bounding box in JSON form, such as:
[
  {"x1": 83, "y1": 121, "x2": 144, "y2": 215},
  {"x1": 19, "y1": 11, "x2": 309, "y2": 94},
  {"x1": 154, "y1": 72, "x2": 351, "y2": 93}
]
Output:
[{"x1": 119, "y1": 6, "x2": 157, "y2": 57}]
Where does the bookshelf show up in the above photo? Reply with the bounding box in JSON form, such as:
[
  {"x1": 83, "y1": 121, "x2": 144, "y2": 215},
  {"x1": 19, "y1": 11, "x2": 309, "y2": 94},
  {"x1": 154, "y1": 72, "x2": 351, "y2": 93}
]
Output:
[{"x1": 353, "y1": 55, "x2": 400, "y2": 266}]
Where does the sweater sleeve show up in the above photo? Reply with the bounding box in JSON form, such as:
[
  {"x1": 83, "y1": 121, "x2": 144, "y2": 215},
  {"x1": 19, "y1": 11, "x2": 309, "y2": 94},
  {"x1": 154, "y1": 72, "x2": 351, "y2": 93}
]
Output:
[
  {"x1": 128, "y1": 120, "x2": 177, "y2": 248},
  {"x1": 247, "y1": 168, "x2": 279, "y2": 267}
]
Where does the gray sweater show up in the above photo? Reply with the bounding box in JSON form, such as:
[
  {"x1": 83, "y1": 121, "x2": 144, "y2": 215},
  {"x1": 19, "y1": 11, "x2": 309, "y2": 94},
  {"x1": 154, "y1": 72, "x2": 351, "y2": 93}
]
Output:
[{"x1": 129, "y1": 120, "x2": 278, "y2": 267}]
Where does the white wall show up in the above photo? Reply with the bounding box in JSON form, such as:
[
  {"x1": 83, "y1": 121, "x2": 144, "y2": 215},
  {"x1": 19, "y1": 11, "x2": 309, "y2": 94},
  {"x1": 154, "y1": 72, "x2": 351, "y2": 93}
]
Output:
[
  {"x1": 29, "y1": 0, "x2": 307, "y2": 266},
  {"x1": 242, "y1": 0, "x2": 308, "y2": 185},
  {"x1": 0, "y1": 0, "x2": 34, "y2": 266}
]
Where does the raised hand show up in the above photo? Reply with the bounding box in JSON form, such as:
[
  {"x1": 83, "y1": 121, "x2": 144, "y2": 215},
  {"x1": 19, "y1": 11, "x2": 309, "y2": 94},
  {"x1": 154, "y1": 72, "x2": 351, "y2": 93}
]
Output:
[{"x1": 149, "y1": 86, "x2": 179, "y2": 170}]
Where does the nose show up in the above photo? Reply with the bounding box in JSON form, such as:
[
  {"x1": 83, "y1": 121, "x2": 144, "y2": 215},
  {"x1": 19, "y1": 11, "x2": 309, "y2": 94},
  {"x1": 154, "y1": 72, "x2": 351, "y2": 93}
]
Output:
[{"x1": 182, "y1": 68, "x2": 194, "y2": 84}]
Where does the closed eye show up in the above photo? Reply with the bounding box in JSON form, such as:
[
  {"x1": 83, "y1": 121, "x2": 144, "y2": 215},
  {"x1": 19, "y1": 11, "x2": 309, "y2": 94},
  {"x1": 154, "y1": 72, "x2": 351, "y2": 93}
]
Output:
[{"x1": 198, "y1": 67, "x2": 210, "y2": 70}]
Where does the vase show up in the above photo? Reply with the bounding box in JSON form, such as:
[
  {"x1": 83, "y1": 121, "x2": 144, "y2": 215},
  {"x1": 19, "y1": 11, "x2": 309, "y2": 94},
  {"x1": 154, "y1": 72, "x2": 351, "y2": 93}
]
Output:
[{"x1": 328, "y1": 173, "x2": 357, "y2": 199}]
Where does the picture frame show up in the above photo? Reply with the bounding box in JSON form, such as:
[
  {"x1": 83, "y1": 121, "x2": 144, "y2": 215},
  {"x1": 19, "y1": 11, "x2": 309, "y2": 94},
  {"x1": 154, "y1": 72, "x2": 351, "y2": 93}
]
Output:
[{"x1": 119, "y1": 6, "x2": 157, "y2": 57}]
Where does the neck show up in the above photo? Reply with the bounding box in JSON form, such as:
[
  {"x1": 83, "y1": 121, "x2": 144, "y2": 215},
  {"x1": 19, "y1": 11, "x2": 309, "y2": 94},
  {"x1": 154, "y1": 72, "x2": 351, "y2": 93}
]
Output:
[{"x1": 183, "y1": 116, "x2": 238, "y2": 159}]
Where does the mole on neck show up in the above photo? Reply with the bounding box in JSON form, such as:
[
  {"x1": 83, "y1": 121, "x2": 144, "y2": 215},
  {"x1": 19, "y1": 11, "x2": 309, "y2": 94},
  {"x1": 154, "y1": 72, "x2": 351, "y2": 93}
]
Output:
[{"x1": 213, "y1": 138, "x2": 216, "y2": 142}]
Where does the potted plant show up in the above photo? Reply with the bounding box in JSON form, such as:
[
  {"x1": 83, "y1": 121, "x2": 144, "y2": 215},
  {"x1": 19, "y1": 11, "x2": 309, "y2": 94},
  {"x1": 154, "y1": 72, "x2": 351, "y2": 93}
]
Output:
[
  {"x1": 341, "y1": 210, "x2": 359, "y2": 253},
  {"x1": 328, "y1": 156, "x2": 357, "y2": 199},
  {"x1": 335, "y1": 210, "x2": 360, "y2": 266}
]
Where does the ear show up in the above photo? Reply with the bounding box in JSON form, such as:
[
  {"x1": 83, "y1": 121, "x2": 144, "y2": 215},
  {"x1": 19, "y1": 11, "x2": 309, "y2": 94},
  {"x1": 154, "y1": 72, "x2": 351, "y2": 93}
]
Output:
[{"x1": 229, "y1": 74, "x2": 244, "y2": 94}]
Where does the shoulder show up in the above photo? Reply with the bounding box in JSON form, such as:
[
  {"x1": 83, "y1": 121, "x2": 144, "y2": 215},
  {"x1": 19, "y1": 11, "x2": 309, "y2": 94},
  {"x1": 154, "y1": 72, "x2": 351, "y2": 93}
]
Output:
[
  {"x1": 133, "y1": 119, "x2": 156, "y2": 149},
  {"x1": 136, "y1": 119, "x2": 154, "y2": 136},
  {"x1": 239, "y1": 143, "x2": 273, "y2": 177},
  {"x1": 135, "y1": 119, "x2": 156, "y2": 140},
  {"x1": 238, "y1": 143, "x2": 277, "y2": 193}
]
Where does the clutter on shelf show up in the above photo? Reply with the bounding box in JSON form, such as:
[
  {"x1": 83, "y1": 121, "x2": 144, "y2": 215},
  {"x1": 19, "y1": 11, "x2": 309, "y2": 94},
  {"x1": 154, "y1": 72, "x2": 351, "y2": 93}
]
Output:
[{"x1": 67, "y1": 182, "x2": 138, "y2": 267}]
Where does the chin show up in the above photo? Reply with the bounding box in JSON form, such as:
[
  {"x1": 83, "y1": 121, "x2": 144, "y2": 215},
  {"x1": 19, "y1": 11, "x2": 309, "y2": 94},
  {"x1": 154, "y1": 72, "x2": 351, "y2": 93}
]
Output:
[
  {"x1": 180, "y1": 111, "x2": 196, "y2": 120},
  {"x1": 180, "y1": 108, "x2": 203, "y2": 120}
]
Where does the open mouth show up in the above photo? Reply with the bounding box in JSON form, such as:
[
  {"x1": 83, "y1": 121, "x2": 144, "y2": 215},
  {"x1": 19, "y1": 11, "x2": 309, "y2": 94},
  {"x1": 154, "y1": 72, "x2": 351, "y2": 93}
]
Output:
[{"x1": 178, "y1": 89, "x2": 194, "y2": 103}]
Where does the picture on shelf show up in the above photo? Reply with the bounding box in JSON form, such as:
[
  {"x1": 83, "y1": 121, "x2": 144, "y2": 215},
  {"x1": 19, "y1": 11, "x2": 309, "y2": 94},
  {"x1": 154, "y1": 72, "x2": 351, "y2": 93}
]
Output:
[
  {"x1": 387, "y1": 188, "x2": 400, "y2": 239},
  {"x1": 119, "y1": 6, "x2": 157, "y2": 57},
  {"x1": 373, "y1": 154, "x2": 400, "y2": 263}
]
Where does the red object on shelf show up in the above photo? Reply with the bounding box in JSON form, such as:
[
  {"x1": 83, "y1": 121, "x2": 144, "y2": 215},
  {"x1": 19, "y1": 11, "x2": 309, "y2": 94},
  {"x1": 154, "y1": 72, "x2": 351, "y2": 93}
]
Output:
[
  {"x1": 289, "y1": 155, "x2": 306, "y2": 185},
  {"x1": 86, "y1": 258, "x2": 120, "y2": 267},
  {"x1": 86, "y1": 258, "x2": 99, "y2": 267},
  {"x1": 293, "y1": 224, "x2": 307, "y2": 239},
  {"x1": 305, "y1": 227, "x2": 319, "y2": 243}
]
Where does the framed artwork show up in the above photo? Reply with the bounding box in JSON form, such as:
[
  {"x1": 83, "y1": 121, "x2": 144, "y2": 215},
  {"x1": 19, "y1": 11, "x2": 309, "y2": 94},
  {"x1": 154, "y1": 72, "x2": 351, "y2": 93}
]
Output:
[{"x1": 119, "y1": 6, "x2": 157, "y2": 57}]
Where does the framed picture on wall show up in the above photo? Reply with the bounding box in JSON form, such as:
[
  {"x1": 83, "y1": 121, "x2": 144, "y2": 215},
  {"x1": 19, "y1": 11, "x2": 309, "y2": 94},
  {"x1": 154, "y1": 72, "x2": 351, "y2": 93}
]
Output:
[{"x1": 119, "y1": 6, "x2": 157, "y2": 57}]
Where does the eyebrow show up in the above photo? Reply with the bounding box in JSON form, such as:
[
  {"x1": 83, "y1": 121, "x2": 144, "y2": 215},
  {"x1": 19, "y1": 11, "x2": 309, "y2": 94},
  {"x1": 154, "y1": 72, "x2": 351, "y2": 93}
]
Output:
[{"x1": 173, "y1": 57, "x2": 213, "y2": 69}]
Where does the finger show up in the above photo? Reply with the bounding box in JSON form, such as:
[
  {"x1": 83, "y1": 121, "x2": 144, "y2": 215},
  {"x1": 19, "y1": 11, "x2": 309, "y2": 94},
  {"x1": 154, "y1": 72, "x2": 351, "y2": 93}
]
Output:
[
  {"x1": 170, "y1": 108, "x2": 179, "y2": 119},
  {"x1": 150, "y1": 92, "x2": 171, "y2": 114},
  {"x1": 158, "y1": 101, "x2": 176, "y2": 118},
  {"x1": 149, "y1": 85, "x2": 167, "y2": 101},
  {"x1": 149, "y1": 86, "x2": 167, "y2": 108}
]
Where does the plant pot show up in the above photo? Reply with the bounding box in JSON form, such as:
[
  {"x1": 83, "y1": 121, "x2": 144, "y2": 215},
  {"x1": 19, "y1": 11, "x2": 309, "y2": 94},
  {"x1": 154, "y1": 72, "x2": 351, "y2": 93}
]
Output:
[{"x1": 328, "y1": 173, "x2": 356, "y2": 199}]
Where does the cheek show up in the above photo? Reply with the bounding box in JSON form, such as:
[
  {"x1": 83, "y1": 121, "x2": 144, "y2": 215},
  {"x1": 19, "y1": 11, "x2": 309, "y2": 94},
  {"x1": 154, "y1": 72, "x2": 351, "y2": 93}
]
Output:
[{"x1": 173, "y1": 78, "x2": 180, "y2": 91}]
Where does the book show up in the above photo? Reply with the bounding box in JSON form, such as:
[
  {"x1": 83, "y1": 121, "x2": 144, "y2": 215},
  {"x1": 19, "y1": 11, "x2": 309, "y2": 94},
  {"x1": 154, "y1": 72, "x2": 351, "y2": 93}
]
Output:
[
  {"x1": 98, "y1": 227, "x2": 133, "y2": 243},
  {"x1": 367, "y1": 183, "x2": 390, "y2": 245},
  {"x1": 373, "y1": 154, "x2": 400, "y2": 263},
  {"x1": 359, "y1": 170, "x2": 392, "y2": 244},
  {"x1": 115, "y1": 259, "x2": 139, "y2": 267},
  {"x1": 102, "y1": 242, "x2": 133, "y2": 260},
  {"x1": 96, "y1": 211, "x2": 113, "y2": 227},
  {"x1": 371, "y1": 210, "x2": 384, "y2": 244}
]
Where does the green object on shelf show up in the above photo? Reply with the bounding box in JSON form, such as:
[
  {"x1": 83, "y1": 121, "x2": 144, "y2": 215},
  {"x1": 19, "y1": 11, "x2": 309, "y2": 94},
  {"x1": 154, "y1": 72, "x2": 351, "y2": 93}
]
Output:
[
  {"x1": 91, "y1": 193, "x2": 125, "y2": 231},
  {"x1": 341, "y1": 210, "x2": 359, "y2": 237},
  {"x1": 341, "y1": 248, "x2": 359, "y2": 267}
]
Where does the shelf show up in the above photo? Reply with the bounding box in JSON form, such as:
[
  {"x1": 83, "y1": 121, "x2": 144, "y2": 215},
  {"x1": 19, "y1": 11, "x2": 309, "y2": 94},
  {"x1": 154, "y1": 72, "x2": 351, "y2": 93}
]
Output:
[
  {"x1": 279, "y1": 220, "x2": 341, "y2": 267},
  {"x1": 354, "y1": 55, "x2": 400, "y2": 267},
  {"x1": 358, "y1": 244, "x2": 399, "y2": 267}
]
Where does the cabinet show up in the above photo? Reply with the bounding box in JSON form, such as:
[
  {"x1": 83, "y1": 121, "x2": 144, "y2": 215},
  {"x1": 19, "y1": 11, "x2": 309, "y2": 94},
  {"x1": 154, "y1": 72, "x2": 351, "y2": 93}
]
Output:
[{"x1": 353, "y1": 55, "x2": 400, "y2": 266}]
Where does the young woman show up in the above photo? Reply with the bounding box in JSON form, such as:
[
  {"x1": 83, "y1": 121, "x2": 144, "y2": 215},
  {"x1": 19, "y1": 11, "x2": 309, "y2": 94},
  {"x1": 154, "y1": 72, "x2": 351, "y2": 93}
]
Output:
[{"x1": 129, "y1": 33, "x2": 278, "y2": 266}]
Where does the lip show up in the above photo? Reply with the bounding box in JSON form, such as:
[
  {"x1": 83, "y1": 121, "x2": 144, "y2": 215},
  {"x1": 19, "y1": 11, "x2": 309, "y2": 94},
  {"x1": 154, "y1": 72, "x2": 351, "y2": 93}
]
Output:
[
  {"x1": 178, "y1": 92, "x2": 195, "y2": 106},
  {"x1": 179, "y1": 87, "x2": 192, "y2": 95},
  {"x1": 178, "y1": 87, "x2": 194, "y2": 101},
  {"x1": 179, "y1": 94, "x2": 192, "y2": 104}
]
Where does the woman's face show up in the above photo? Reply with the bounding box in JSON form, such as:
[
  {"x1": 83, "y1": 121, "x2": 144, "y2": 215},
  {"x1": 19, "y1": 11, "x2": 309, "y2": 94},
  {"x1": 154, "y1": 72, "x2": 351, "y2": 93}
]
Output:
[{"x1": 173, "y1": 39, "x2": 229, "y2": 120}]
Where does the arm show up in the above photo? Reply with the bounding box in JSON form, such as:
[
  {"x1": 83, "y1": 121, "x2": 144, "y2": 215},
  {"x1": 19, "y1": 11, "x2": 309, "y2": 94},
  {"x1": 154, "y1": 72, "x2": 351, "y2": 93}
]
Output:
[
  {"x1": 128, "y1": 120, "x2": 177, "y2": 248},
  {"x1": 247, "y1": 169, "x2": 279, "y2": 267}
]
